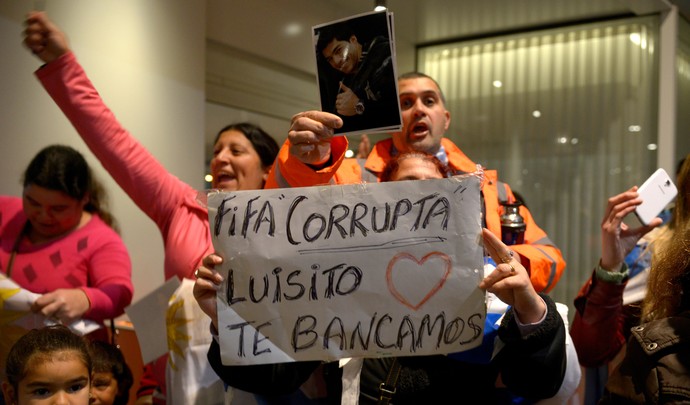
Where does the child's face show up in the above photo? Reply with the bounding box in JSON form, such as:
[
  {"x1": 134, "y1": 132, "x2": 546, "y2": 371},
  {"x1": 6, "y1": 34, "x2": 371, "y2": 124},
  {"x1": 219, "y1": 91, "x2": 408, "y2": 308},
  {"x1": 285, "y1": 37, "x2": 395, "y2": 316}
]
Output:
[
  {"x1": 90, "y1": 372, "x2": 118, "y2": 405},
  {"x1": 8, "y1": 351, "x2": 90, "y2": 405}
]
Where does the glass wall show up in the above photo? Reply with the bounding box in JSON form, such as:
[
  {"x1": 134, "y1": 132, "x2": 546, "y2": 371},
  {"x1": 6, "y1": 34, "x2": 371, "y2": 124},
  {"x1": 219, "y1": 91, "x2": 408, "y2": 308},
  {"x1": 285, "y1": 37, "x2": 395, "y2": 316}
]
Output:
[
  {"x1": 418, "y1": 16, "x2": 660, "y2": 311},
  {"x1": 678, "y1": 16, "x2": 690, "y2": 161}
]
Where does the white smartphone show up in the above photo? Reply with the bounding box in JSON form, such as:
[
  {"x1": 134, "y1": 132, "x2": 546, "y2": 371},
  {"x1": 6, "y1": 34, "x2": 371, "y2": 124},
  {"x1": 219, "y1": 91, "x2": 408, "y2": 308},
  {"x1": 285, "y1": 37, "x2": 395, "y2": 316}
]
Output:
[{"x1": 635, "y1": 168, "x2": 678, "y2": 225}]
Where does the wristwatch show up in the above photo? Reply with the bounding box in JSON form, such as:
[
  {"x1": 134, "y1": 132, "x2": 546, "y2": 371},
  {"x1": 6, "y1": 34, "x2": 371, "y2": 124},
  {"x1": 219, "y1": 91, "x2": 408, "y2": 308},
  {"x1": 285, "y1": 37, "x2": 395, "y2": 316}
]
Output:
[{"x1": 355, "y1": 101, "x2": 365, "y2": 115}]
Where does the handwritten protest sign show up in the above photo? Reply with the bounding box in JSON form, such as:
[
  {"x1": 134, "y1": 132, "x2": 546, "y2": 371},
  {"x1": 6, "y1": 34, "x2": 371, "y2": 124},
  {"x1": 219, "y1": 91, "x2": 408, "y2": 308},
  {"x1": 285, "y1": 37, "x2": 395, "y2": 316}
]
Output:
[{"x1": 208, "y1": 175, "x2": 486, "y2": 365}]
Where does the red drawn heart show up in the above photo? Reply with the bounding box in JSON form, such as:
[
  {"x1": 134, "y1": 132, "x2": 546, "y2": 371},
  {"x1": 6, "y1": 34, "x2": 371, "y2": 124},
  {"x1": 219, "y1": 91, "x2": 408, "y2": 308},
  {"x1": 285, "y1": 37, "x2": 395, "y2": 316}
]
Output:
[{"x1": 386, "y1": 251, "x2": 451, "y2": 311}]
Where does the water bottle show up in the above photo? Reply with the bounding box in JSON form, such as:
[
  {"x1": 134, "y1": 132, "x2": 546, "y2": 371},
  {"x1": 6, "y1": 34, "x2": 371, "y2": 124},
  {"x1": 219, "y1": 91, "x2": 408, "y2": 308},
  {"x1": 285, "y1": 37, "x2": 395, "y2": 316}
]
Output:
[{"x1": 500, "y1": 202, "x2": 526, "y2": 245}]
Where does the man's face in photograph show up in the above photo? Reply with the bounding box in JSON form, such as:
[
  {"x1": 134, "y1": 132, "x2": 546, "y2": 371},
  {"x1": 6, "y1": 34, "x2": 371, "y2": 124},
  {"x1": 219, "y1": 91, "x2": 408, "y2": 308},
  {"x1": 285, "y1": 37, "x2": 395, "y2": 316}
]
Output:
[{"x1": 322, "y1": 35, "x2": 362, "y2": 74}]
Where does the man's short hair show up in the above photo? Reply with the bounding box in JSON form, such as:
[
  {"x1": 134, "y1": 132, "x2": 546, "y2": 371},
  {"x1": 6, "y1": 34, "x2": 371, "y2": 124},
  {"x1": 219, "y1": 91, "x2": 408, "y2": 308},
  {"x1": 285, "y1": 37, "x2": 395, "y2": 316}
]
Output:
[
  {"x1": 315, "y1": 24, "x2": 355, "y2": 56},
  {"x1": 398, "y1": 72, "x2": 447, "y2": 105}
]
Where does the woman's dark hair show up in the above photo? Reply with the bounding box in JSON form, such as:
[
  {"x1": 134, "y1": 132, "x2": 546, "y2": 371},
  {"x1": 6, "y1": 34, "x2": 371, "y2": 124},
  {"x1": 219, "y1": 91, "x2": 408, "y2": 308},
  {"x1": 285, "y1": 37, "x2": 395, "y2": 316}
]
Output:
[
  {"x1": 5, "y1": 325, "x2": 92, "y2": 391},
  {"x1": 22, "y1": 145, "x2": 119, "y2": 232},
  {"x1": 213, "y1": 123, "x2": 279, "y2": 169},
  {"x1": 89, "y1": 341, "x2": 134, "y2": 405},
  {"x1": 380, "y1": 151, "x2": 451, "y2": 182}
]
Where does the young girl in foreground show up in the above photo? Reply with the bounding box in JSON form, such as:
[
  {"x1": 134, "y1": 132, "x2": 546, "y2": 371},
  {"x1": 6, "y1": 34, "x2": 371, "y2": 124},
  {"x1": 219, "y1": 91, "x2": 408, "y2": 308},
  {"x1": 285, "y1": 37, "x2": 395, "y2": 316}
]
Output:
[{"x1": 1, "y1": 325, "x2": 92, "y2": 405}]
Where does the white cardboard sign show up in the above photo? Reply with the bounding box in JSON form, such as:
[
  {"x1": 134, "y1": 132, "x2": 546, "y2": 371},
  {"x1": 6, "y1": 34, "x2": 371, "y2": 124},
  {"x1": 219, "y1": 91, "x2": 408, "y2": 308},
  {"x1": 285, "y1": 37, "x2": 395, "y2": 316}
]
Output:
[{"x1": 208, "y1": 175, "x2": 486, "y2": 365}]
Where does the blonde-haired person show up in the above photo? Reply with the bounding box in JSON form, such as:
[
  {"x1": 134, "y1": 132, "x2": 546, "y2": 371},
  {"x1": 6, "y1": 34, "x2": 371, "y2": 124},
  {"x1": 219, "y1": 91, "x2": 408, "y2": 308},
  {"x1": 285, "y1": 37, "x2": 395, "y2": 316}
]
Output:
[{"x1": 600, "y1": 220, "x2": 690, "y2": 402}]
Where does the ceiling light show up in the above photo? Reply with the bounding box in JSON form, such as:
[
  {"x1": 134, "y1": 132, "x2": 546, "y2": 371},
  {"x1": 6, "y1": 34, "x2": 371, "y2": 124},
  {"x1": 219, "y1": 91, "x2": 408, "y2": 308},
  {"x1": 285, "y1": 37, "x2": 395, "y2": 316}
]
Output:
[
  {"x1": 284, "y1": 23, "x2": 302, "y2": 36},
  {"x1": 629, "y1": 33, "x2": 647, "y2": 49},
  {"x1": 374, "y1": 0, "x2": 387, "y2": 11},
  {"x1": 629, "y1": 33, "x2": 641, "y2": 45}
]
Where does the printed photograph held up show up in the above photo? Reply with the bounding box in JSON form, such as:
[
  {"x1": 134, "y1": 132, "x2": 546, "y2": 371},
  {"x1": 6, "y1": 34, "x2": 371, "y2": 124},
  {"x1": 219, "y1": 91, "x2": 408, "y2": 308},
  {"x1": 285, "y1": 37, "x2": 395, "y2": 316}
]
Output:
[{"x1": 313, "y1": 11, "x2": 402, "y2": 136}]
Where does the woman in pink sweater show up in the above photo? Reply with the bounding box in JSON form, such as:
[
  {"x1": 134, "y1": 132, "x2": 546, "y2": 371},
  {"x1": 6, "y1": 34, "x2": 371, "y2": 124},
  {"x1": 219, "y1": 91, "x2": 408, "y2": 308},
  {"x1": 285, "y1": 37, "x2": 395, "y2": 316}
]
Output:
[{"x1": 1, "y1": 145, "x2": 133, "y2": 325}]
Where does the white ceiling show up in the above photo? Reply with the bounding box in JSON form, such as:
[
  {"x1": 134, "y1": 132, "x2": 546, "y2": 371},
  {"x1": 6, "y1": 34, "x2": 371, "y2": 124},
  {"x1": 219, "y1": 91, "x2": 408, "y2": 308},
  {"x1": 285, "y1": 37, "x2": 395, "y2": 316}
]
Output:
[{"x1": 206, "y1": 0, "x2": 685, "y2": 75}]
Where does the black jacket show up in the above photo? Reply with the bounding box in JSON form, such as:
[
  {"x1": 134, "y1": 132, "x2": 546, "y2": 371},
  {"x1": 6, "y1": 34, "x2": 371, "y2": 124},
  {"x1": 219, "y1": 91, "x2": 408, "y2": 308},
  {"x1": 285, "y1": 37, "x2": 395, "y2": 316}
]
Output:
[{"x1": 600, "y1": 311, "x2": 690, "y2": 404}]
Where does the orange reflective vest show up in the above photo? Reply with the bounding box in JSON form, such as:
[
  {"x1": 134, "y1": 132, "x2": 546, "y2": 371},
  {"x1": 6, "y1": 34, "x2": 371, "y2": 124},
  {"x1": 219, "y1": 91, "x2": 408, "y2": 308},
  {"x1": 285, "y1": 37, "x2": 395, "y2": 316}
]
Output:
[{"x1": 266, "y1": 137, "x2": 565, "y2": 292}]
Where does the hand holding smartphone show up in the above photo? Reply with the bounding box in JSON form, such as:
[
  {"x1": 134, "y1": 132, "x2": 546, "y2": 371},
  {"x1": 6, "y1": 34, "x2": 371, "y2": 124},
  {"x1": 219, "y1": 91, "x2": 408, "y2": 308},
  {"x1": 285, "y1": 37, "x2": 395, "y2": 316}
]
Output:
[{"x1": 635, "y1": 168, "x2": 678, "y2": 225}]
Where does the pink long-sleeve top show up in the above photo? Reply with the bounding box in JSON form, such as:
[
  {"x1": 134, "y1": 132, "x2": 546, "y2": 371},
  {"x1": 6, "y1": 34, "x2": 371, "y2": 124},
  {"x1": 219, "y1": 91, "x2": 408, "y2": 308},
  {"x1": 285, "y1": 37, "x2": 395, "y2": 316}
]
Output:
[
  {"x1": 36, "y1": 52, "x2": 213, "y2": 281},
  {"x1": 0, "y1": 196, "x2": 133, "y2": 322}
]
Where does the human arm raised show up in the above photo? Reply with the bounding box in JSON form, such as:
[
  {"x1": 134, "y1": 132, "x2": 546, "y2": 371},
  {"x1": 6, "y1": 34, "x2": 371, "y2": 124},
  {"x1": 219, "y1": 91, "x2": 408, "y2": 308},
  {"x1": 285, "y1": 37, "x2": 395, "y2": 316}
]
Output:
[
  {"x1": 599, "y1": 186, "x2": 661, "y2": 271},
  {"x1": 24, "y1": 12, "x2": 195, "y2": 225},
  {"x1": 570, "y1": 187, "x2": 661, "y2": 366},
  {"x1": 24, "y1": 12, "x2": 208, "y2": 281}
]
